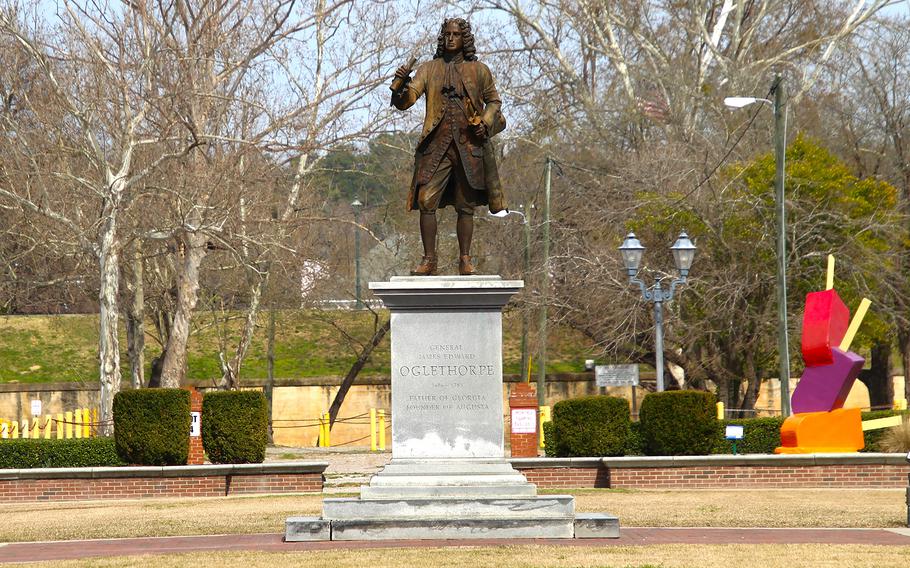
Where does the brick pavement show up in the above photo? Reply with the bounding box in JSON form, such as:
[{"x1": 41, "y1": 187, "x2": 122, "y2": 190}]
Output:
[{"x1": 2, "y1": 529, "x2": 910, "y2": 563}]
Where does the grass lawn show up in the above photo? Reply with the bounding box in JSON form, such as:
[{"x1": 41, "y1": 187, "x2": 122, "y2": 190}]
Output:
[
  {"x1": 12, "y1": 545, "x2": 910, "y2": 568},
  {"x1": 1, "y1": 488, "x2": 905, "y2": 544},
  {"x1": 0, "y1": 310, "x2": 598, "y2": 384}
]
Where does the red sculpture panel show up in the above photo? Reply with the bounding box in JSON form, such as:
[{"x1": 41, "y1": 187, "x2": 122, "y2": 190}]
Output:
[{"x1": 800, "y1": 289, "x2": 849, "y2": 367}]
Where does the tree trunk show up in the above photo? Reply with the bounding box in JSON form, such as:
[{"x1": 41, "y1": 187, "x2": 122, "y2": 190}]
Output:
[
  {"x1": 97, "y1": 208, "x2": 122, "y2": 436},
  {"x1": 265, "y1": 306, "x2": 276, "y2": 444},
  {"x1": 159, "y1": 230, "x2": 206, "y2": 388},
  {"x1": 125, "y1": 243, "x2": 145, "y2": 390},
  {"x1": 219, "y1": 274, "x2": 266, "y2": 389},
  {"x1": 858, "y1": 341, "x2": 894, "y2": 410},
  {"x1": 899, "y1": 327, "x2": 910, "y2": 404},
  {"x1": 324, "y1": 317, "x2": 391, "y2": 442}
]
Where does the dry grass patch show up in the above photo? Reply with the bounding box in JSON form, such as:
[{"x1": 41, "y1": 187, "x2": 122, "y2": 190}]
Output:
[
  {"x1": 14, "y1": 545, "x2": 910, "y2": 568},
  {"x1": 0, "y1": 495, "x2": 321, "y2": 542},
  {"x1": 1, "y1": 488, "x2": 905, "y2": 544},
  {"x1": 568, "y1": 488, "x2": 907, "y2": 528}
]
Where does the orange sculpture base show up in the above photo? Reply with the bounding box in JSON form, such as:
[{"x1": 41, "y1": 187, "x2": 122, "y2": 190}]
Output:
[{"x1": 774, "y1": 407, "x2": 864, "y2": 454}]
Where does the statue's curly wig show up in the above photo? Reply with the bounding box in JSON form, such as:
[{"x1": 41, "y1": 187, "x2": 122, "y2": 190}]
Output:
[{"x1": 433, "y1": 18, "x2": 477, "y2": 61}]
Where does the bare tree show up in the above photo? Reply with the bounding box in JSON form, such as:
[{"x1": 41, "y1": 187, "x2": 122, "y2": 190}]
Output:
[{"x1": 0, "y1": 2, "x2": 202, "y2": 432}]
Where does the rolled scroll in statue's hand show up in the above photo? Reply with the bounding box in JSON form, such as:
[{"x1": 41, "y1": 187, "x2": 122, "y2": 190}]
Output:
[{"x1": 391, "y1": 56, "x2": 417, "y2": 93}]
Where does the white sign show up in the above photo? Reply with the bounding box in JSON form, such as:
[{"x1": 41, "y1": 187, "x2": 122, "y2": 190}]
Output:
[
  {"x1": 30, "y1": 399, "x2": 42, "y2": 416},
  {"x1": 511, "y1": 408, "x2": 537, "y2": 434},
  {"x1": 725, "y1": 425, "x2": 745, "y2": 440},
  {"x1": 190, "y1": 412, "x2": 201, "y2": 437},
  {"x1": 595, "y1": 364, "x2": 639, "y2": 387}
]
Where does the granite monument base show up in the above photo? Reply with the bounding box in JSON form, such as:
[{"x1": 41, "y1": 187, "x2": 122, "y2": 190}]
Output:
[{"x1": 285, "y1": 276, "x2": 619, "y2": 541}]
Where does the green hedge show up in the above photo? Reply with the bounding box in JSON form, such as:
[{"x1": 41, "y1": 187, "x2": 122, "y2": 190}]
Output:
[
  {"x1": 548, "y1": 396, "x2": 630, "y2": 457},
  {"x1": 113, "y1": 388, "x2": 190, "y2": 466},
  {"x1": 542, "y1": 421, "x2": 557, "y2": 457},
  {"x1": 639, "y1": 390, "x2": 720, "y2": 456},
  {"x1": 713, "y1": 416, "x2": 785, "y2": 454},
  {"x1": 625, "y1": 420, "x2": 645, "y2": 456},
  {"x1": 202, "y1": 390, "x2": 268, "y2": 464},
  {"x1": 0, "y1": 438, "x2": 124, "y2": 469}
]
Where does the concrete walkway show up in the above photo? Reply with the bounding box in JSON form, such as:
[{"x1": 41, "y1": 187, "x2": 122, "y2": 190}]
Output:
[{"x1": 3, "y1": 528, "x2": 910, "y2": 563}]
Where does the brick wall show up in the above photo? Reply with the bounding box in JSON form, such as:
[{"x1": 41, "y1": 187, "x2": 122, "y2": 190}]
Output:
[
  {"x1": 0, "y1": 463, "x2": 326, "y2": 503},
  {"x1": 512, "y1": 455, "x2": 910, "y2": 490},
  {"x1": 607, "y1": 464, "x2": 909, "y2": 489},
  {"x1": 522, "y1": 466, "x2": 611, "y2": 488}
]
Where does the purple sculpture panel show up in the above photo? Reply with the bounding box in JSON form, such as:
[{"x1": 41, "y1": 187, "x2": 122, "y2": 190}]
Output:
[{"x1": 791, "y1": 348, "x2": 865, "y2": 414}]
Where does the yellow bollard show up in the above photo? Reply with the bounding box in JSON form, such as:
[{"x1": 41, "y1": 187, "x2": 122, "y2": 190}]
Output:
[
  {"x1": 56, "y1": 413, "x2": 64, "y2": 439},
  {"x1": 43, "y1": 415, "x2": 51, "y2": 439},
  {"x1": 317, "y1": 414, "x2": 325, "y2": 447},
  {"x1": 74, "y1": 409, "x2": 83, "y2": 439},
  {"x1": 902, "y1": 399, "x2": 908, "y2": 411},
  {"x1": 12, "y1": 421, "x2": 19, "y2": 439},
  {"x1": 65, "y1": 411, "x2": 73, "y2": 439},
  {"x1": 323, "y1": 412, "x2": 331, "y2": 447},
  {"x1": 22, "y1": 419, "x2": 29, "y2": 439},
  {"x1": 82, "y1": 408, "x2": 91, "y2": 438},
  {"x1": 370, "y1": 409, "x2": 377, "y2": 452},
  {"x1": 378, "y1": 410, "x2": 386, "y2": 451},
  {"x1": 32, "y1": 419, "x2": 39, "y2": 439},
  {"x1": 717, "y1": 402, "x2": 725, "y2": 420},
  {"x1": 0, "y1": 421, "x2": 8, "y2": 439},
  {"x1": 539, "y1": 406, "x2": 551, "y2": 449},
  {"x1": 92, "y1": 408, "x2": 99, "y2": 437}
]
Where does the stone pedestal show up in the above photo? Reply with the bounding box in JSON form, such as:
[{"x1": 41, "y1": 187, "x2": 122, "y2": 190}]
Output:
[{"x1": 285, "y1": 276, "x2": 619, "y2": 541}]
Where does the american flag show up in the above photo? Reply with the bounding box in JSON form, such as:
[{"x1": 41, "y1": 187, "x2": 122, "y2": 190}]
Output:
[{"x1": 637, "y1": 92, "x2": 670, "y2": 122}]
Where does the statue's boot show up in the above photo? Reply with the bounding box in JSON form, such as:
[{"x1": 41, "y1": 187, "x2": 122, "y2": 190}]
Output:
[
  {"x1": 459, "y1": 255, "x2": 476, "y2": 276},
  {"x1": 411, "y1": 256, "x2": 438, "y2": 276}
]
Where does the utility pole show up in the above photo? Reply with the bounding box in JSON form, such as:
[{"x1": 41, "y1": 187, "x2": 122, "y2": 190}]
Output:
[
  {"x1": 537, "y1": 157, "x2": 551, "y2": 406},
  {"x1": 352, "y1": 198, "x2": 363, "y2": 310},
  {"x1": 773, "y1": 74, "x2": 791, "y2": 417},
  {"x1": 520, "y1": 204, "x2": 531, "y2": 384}
]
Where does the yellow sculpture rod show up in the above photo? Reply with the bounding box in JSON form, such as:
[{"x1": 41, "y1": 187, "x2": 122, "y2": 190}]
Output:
[
  {"x1": 826, "y1": 254, "x2": 835, "y2": 290},
  {"x1": 839, "y1": 298, "x2": 871, "y2": 352}
]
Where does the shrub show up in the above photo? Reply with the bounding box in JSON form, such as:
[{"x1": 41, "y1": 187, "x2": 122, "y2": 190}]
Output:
[
  {"x1": 625, "y1": 420, "x2": 645, "y2": 456},
  {"x1": 202, "y1": 390, "x2": 268, "y2": 464},
  {"x1": 542, "y1": 421, "x2": 557, "y2": 457},
  {"x1": 113, "y1": 388, "x2": 190, "y2": 465},
  {"x1": 0, "y1": 438, "x2": 124, "y2": 469},
  {"x1": 878, "y1": 419, "x2": 910, "y2": 453},
  {"x1": 639, "y1": 390, "x2": 720, "y2": 455},
  {"x1": 713, "y1": 416, "x2": 785, "y2": 454},
  {"x1": 548, "y1": 396, "x2": 630, "y2": 457},
  {"x1": 861, "y1": 410, "x2": 908, "y2": 452}
]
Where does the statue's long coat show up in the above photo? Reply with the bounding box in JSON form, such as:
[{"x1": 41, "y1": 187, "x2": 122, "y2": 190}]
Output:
[{"x1": 391, "y1": 58, "x2": 506, "y2": 212}]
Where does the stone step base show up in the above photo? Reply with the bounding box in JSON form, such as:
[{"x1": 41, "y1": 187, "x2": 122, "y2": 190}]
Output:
[
  {"x1": 360, "y1": 483, "x2": 537, "y2": 499},
  {"x1": 323, "y1": 495, "x2": 575, "y2": 520},
  {"x1": 360, "y1": 458, "x2": 538, "y2": 499},
  {"x1": 285, "y1": 513, "x2": 620, "y2": 541}
]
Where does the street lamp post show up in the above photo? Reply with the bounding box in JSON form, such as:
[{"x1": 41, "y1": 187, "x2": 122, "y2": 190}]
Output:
[
  {"x1": 490, "y1": 206, "x2": 532, "y2": 393},
  {"x1": 724, "y1": 73, "x2": 791, "y2": 416},
  {"x1": 351, "y1": 197, "x2": 363, "y2": 310},
  {"x1": 619, "y1": 232, "x2": 696, "y2": 392}
]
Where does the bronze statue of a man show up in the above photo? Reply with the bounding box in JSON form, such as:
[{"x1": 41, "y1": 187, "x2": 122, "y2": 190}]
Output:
[{"x1": 391, "y1": 18, "x2": 507, "y2": 276}]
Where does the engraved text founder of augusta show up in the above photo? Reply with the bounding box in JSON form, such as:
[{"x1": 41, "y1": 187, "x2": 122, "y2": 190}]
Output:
[{"x1": 391, "y1": 18, "x2": 507, "y2": 276}]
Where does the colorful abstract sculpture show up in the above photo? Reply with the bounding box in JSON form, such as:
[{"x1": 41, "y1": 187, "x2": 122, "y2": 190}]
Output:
[
  {"x1": 776, "y1": 255, "x2": 870, "y2": 454},
  {"x1": 800, "y1": 289, "x2": 849, "y2": 367}
]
